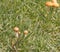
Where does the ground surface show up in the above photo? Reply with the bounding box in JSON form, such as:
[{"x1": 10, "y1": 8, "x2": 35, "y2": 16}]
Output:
[{"x1": 0, "y1": 0, "x2": 60, "y2": 52}]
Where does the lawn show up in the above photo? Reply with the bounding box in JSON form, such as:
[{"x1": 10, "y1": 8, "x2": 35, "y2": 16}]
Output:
[{"x1": 0, "y1": 0, "x2": 60, "y2": 52}]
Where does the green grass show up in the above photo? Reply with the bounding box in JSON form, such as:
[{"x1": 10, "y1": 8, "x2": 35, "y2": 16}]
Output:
[{"x1": 0, "y1": 0, "x2": 60, "y2": 52}]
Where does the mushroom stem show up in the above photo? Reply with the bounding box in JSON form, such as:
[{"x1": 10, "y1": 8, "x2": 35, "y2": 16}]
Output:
[{"x1": 15, "y1": 32, "x2": 19, "y2": 38}]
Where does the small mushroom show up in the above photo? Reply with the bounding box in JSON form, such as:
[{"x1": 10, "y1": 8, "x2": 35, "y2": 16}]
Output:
[
  {"x1": 14, "y1": 27, "x2": 20, "y2": 38},
  {"x1": 24, "y1": 30, "x2": 28, "y2": 37}
]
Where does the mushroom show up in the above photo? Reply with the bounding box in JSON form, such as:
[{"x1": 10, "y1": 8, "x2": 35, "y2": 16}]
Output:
[
  {"x1": 14, "y1": 27, "x2": 20, "y2": 38},
  {"x1": 45, "y1": 0, "x2": 59, "y2": 7},
  {"x1": 24, "y1": 30, "x2": 28, "y2": 37}
]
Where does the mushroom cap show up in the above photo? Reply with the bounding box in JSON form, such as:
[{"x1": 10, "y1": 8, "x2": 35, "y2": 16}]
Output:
[
  {"x1": 24, "y1": 30, "x2": 28, "y2": 35},
  {"x1": 46, "y1": 1, "x2": 53, "y2": 6},
  {"x1": 14, "y1": 27, "x2": 19, "y2": 32}
]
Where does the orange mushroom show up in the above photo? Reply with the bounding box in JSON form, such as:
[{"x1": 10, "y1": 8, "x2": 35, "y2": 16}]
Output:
[{"x1": 45, "y1": 0, "x2": 59, "y2": 7}]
